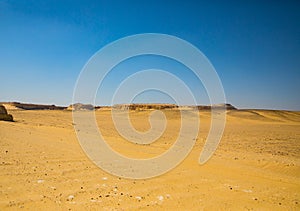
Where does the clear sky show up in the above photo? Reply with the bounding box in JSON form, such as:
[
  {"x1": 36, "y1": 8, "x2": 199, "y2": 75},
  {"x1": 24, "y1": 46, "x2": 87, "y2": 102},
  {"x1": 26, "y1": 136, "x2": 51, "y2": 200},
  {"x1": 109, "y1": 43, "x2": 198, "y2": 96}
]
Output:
[{"x1": 0, "y1": 0, "x2": 299, "y2": 110}]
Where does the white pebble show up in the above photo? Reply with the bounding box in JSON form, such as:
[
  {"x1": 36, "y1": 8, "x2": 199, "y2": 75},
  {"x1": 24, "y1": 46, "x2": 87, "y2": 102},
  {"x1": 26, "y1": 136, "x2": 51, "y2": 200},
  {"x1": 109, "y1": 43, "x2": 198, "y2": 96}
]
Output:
[
  {"x1": 157, "y1": 195, "x2": 164, "y2": 201},
  {"x1": 37, "y1": 179, "x2": 44, "y2": 184},
  {"x1": 135, "y1": 196, "x2": 142, "y2": 200},
  {"x1": 68, "y1": 195, "x2": 75, "y2": 200}
]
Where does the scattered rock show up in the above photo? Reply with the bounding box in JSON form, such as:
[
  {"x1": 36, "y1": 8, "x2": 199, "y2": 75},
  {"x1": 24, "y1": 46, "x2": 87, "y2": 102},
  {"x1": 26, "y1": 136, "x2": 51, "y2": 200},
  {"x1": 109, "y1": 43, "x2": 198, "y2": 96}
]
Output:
[
  {"x1": 157, "y1": 195, "x2": 164, "y2": 201},
  {"x1": 37, "y1": 179, "x2": 44, "y2": 184},
  {"x1": 67, "y1": 195, "x2": 74, "y2": 201},
  {"x1": 135, "y1": 196, "x2": 142, "y2": 200}
]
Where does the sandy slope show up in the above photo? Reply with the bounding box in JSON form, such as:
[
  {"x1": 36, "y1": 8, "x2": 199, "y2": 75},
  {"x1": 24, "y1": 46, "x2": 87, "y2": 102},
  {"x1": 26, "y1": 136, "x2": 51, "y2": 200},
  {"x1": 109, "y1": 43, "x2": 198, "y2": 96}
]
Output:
[{"x1": 0, "y1": 109, "x2": 300, "y2": 210}]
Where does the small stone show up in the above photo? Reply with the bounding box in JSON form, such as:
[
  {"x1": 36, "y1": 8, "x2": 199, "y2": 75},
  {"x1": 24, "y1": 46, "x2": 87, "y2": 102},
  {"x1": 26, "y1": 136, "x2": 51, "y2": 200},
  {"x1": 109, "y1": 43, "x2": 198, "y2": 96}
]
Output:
[
  {"x1": 67, "y1": 195, "x2": 74, "y2": 201},
  {"x1": 157, "y1": 195, "x2": 164, "y2": 201}
]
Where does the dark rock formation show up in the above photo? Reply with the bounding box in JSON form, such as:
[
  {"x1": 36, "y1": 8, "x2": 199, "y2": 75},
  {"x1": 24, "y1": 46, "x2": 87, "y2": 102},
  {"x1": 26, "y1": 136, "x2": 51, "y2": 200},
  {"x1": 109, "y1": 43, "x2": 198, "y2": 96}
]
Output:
[
  {"x1": 112, "y1": 103, "x2": 237, "y2": 111},
  {"x1": 0, "y1": 105, "x2": 13, "y2": 121},
  {"x1": 113, "y1": 104, "x2": 179, "y2": 110},
  {"x1": 0, "y1": 102, "x2": 66, "y2": 110},
  {"x1": 68, "y1": 103, "x2": 94, "y2": 111},
  {"x1": 197, "y1": 103, "x2": 237, "y2": 110}
]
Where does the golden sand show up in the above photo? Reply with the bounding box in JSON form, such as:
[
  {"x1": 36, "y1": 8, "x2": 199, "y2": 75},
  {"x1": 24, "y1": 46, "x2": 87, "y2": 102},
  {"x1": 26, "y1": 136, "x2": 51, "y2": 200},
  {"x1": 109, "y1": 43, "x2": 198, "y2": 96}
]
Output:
[{"x1": 0, "y1": 109, "x2": 299, "y2": 210}]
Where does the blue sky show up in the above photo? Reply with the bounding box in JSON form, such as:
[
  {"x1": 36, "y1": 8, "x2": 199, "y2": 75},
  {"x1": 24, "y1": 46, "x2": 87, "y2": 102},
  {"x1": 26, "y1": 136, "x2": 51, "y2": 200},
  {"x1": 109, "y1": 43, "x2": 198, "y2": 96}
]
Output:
[{"x1": 0, "y1": 0, "x2": 299, "y2": 110}]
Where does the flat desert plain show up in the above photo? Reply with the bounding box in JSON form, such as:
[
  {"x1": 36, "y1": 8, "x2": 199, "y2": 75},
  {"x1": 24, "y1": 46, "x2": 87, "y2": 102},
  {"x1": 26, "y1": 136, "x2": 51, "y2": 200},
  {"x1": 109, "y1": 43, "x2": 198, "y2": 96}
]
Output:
[{"x1": 0, "y1": 109, "x2": 300, "y2": 210}]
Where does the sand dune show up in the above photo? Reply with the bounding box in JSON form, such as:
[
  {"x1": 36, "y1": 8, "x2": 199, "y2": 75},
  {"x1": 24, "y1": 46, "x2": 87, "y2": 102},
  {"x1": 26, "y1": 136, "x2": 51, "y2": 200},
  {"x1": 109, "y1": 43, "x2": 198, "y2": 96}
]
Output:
[{"x1": 0, "y1": 109, "x2": 299, "y2": 210}]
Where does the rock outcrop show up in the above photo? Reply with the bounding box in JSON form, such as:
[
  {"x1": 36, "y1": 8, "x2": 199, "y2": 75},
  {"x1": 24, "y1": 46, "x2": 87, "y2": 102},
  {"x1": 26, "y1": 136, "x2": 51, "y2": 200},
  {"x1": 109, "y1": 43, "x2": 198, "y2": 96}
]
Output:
[
  {"x1": 196, "y1": 103, "x2": 237, "y2": 110},
  {"x1": 112, "y1": 104, "x2": 179, "y2": 110},
  {"x1": 67, "y1": 103, "x2": 94, "y2": 111},
  {"x1": 0, "y1": 102, "x2": 237, "y2": 112},
  {"x1": 0, "y1": 105, "x2": 13, "y2": 121},
  {"x1": 112, "y1": 103, "x2": 237, "y2": 111},
  {"x1": 0, "y1": 102, "x2": 66, "y2": 110}
]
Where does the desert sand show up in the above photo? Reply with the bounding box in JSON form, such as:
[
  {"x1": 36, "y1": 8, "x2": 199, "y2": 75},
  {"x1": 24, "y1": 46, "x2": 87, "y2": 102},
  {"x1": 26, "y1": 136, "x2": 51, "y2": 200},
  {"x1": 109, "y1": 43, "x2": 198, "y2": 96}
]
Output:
[{"x1": 0, "y1": 108, "x2": 300, "y2": 210}]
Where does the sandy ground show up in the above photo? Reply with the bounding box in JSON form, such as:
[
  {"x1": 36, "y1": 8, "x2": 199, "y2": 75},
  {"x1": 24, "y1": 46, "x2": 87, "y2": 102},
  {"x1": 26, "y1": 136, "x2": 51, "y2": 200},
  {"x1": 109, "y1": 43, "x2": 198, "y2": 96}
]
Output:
[{"x1": 0, "y1": 109, "x2": 300, "y2": 210}]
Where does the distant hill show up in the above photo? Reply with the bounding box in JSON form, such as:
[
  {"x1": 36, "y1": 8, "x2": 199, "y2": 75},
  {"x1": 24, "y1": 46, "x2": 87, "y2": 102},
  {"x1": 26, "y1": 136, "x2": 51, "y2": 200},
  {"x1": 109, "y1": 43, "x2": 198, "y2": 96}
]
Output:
[
  {"x1": 1, "y1": 102, "x2": 66, "y2": 110},
  {"x1": 112, "y1": 103, "x2": 179, "y2": 110},
  {"x1": 112, "y1": 103, "x2": 236, "y2": 111},
  {"x1": 67, "y1": 103, "x2": 94, "y2": 111},
  {"x1": 1, "y1": 102, "x2": 237, "y2": 111}
]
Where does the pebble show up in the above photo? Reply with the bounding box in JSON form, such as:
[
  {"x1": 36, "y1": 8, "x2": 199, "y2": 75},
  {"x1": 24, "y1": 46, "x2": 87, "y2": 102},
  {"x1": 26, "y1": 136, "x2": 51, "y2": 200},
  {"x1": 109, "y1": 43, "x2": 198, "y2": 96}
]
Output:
[
  {"x1": 157, "y1": 195, "x2": 164, "y2": 201},
  {"x1": 67, "y1": 195, "x2": 75, "y2": 201},
  {"x1": 135, "y1": 196, "x2": 142, "y2": 200}
]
